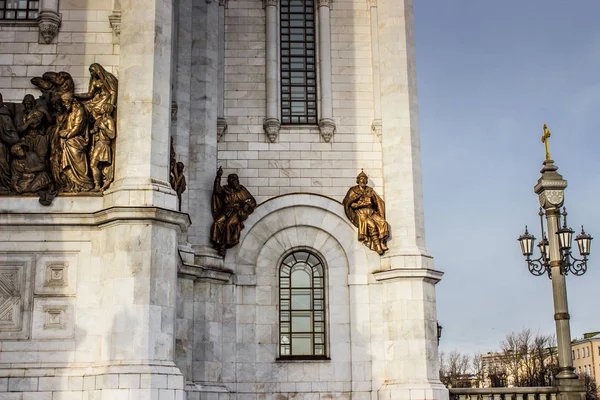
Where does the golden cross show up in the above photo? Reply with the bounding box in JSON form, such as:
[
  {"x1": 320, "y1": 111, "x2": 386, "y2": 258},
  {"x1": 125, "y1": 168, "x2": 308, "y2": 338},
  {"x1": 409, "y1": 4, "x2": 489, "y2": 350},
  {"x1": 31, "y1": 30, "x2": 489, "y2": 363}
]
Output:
[{"x1": 541, "y1": 124, "x2": 551, "y2": 161}]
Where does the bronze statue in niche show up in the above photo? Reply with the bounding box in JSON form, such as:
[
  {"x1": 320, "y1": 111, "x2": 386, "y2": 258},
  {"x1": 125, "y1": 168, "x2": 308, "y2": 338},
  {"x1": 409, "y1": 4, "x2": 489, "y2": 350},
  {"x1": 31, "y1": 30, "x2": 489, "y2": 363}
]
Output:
[
  {"x1": 211, "y1": 166, "x2": 256, "y2": 257},
  {"x1": 343, "y1": 170, "x2": 390, "y2": 255},
  {"x1": 169, "y1": 137, "x2": 187, "y2": 211},
  {"x1": 0, "y1": 63, "x2": 118, "y2": 204}
]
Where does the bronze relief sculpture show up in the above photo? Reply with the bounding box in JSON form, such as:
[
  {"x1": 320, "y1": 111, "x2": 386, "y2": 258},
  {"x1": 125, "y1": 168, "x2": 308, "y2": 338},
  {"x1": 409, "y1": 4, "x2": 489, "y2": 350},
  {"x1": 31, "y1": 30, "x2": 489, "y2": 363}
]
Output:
[
  {"x1": 211, "y1": 166, "x2": 256, "y2": 257},
  {"x1": 0, "y1": 63, "x2": 118, "y2": 205},
  {"x1": 343, "y1": 170, "x2": 390, "y2": 255}
]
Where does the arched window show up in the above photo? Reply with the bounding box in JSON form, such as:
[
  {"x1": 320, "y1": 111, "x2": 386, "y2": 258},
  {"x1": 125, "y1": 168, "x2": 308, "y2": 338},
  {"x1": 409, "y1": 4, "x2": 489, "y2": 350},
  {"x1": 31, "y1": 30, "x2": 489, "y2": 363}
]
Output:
[{"x1": 279, "y1": 250, "x2": 326, "y2": 358}]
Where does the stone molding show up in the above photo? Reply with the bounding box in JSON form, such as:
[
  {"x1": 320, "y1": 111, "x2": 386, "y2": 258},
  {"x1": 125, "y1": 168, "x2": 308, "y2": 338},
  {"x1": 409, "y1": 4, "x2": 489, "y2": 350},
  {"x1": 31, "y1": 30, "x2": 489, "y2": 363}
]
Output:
[
  {"x1": 318, "y1": 118, "x2": 336, "y2": 142},
  {"x1": 108, "y1": 10, "x2": 121, "y2": 44},
  {"x1": 263, "y1": 117, "x2": 281, "y2": 143},
  {"x1": 264, "y1": 0, "x2": 277, "y2": 7},
  {"x1": 0, "y1": 206, "x2": 191, "y2": 232},
  {"x1": 219, "y1": 0, "x2": 228, "y2": 6},
  {"x1": 177, "y1": 244, "x2": 232, "y2": 282},
  {"x1": 0, "y1": 253, "x2": 34, "y2": 340},
  {"x1": 37, "y1": 8, "x2": 61, "y2": 44},
  {"x1": 373, "y1": 267, "x2": 444, "y2": 284},
  {"x1": 228, "y1": 193, "x2": 379, "y2": 277},
  {"x1": 217, "y1": 118, "x2": 228, "y2": 142},
  {"x1": 366, "y1": 0, "x2": 376, "y2": 7},
  {"x1": 317, "y1": 0, "x2": 331, "y2": 7}
]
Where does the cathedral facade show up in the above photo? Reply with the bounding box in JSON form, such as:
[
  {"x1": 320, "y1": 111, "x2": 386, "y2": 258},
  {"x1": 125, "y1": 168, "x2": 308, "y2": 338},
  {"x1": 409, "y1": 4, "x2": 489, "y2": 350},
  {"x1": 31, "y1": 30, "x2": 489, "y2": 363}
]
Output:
[{"x1": 0, "y1": 0, "x2": 447, "y2": 399}]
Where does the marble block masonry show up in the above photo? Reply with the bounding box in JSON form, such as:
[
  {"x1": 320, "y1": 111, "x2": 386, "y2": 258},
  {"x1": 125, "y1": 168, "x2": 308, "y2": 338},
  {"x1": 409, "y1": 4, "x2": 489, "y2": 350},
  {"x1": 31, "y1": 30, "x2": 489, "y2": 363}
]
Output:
[{"x1": 0, "y1": 0, "x2": 447, "y2": 399}]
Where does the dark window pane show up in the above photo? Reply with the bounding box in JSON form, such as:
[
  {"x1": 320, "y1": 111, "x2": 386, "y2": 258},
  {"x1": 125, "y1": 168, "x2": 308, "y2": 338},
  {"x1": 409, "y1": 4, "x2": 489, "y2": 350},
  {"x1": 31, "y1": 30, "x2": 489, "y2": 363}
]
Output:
[{"x1": 280, "y1": 0, "x2": 318, "y2": 125}]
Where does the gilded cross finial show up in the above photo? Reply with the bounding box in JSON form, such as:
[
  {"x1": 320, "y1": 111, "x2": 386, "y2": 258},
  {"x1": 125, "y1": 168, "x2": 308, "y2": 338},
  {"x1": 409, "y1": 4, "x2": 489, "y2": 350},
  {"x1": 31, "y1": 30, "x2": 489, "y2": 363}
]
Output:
[{"x1": 541, "y1": 124, "x2": 551, "y2": 161}]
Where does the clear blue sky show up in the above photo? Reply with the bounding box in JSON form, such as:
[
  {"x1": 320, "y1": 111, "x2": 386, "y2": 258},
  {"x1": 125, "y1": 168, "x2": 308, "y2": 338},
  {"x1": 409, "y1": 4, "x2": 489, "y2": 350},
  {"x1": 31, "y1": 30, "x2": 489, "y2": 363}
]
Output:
[{"x1": 414, "y1": 1, "x2": 600, "y2": 355}]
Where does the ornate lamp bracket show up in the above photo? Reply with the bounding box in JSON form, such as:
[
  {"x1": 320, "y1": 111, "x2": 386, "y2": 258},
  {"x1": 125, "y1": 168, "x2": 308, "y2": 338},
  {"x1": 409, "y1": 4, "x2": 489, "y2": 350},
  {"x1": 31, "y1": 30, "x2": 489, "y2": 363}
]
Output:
[{"x1": 37, "y1": 9, "x2": 61, "y2": 44}]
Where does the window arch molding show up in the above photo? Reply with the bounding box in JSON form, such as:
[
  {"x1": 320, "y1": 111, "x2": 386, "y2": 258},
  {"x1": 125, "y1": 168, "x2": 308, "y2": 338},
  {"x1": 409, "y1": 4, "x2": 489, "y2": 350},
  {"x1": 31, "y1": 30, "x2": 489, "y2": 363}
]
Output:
[{"x1": 277, "y1": 246, "x2": 329, "y2": 360}]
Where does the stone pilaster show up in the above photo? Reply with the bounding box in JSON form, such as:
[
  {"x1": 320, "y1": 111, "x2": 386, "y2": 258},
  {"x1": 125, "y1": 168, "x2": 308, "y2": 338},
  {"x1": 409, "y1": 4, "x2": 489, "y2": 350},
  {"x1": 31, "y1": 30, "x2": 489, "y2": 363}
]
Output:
[
  {"x1": 317, "y1": 0, "x2": 335, "y2": 142},
  {"x1": 376, "y1": 0, "x2": 429, "y2": 268},
  {"x1": 186, "y1": 0, "x2": 219, "y2": 246},
  {"x1": 264, "y1": 0, "x2": 281, "y2": 142},
  {"x1": 373, "y1": 0, "x2": 446, "y2": 399},
  {"x1": 106, "y1": 0, "x2": 178, "y2": 210}
]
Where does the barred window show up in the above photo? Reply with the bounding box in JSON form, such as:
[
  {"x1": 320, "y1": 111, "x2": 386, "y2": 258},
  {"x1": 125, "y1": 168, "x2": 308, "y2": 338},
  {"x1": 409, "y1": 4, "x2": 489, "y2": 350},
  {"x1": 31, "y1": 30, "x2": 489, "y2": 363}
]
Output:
[
  {"x1": 0, "y1": 0, "x2": 39, "y2": 20},
  {"x1": 279, "y1": 250, "x2": 326, "y2": 358},
  {"x1": 280, "y1": 0, "x2": 317, "y2": 125}
]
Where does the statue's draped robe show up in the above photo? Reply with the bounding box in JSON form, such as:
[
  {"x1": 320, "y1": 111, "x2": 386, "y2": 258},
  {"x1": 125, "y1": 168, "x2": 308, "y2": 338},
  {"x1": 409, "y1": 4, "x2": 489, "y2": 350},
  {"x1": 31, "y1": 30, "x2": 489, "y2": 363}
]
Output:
[
  {"x1": 211, "y1": 184, "x2": 257, "y2": 249},
  {"x1": 59, "y1": 103, "x2": 93, "y2": 191},
  {"x1": 0, "y1": 107, "x2": 21, "y2": 190},
  {"x1": 343, "y1": 185, "x2": 389, "y2": 252}
]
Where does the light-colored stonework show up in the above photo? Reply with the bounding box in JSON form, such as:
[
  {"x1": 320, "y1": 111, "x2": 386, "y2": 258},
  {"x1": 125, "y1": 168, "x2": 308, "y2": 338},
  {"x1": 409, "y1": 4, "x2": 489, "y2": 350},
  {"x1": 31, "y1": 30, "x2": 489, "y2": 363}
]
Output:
[{"x1": 0, "y1": 0, "x2": 446, "y2": 399}]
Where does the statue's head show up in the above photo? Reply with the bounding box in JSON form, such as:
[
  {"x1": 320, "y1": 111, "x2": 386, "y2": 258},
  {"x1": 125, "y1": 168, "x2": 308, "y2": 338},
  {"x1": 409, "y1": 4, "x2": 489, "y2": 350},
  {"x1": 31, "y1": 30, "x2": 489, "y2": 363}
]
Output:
[
  {"x1": 102, "y1": 103, "x2": 113, "y2": 115},
  {"x1": 60, "y1": 93, "x2": 74, "y2": 111},
  {"x1": 228, "y1": 174, "x2": 240, "y2": 189},
  {"x1": 10, "y1": 144, "x2": 26, "y2": 158},
  {"x1": 356, "y1": 170, "x2": 368, "y2": 187},
  {"x1": 22, "y1": 94, "x2": 35, "y2": 112},
  {"x1": 89, "y1": 63, "x2": 102, "y2": 76},
  {"x1": 176, "y1": 161, "x2": 185, "y2": 173}
]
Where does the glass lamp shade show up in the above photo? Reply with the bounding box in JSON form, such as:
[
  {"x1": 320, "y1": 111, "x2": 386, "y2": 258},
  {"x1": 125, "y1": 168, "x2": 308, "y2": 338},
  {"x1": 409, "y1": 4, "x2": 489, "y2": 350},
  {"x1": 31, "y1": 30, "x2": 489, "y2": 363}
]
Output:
[
  {"x1": 538, "y1": 237, "x2": 550, "y2": 261},
  {"x1": 557, "y1": 226, "x2": 574, "y2": 251},
  {"x1": 575, "y1": 227, "x2": 593, "y2": 256},
  {"x1": 518, "y1": 227, "x2": 536, "y2": 257}
]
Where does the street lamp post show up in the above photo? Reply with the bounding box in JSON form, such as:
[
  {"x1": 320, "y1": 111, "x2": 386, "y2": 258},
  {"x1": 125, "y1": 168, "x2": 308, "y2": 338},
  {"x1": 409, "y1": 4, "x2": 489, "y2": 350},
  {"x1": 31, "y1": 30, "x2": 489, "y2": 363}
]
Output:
[{"x1": 517, "y1": 126, "x2": 592, "y2": 400}]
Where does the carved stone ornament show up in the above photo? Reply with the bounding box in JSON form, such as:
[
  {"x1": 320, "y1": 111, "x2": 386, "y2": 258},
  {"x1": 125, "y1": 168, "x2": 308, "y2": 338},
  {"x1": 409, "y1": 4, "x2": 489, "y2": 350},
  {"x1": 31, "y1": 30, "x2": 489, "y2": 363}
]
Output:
[
  {"x1": 0, "y1": 63, "x2": 118, "y2": 205},
  {"x1": 264, "y1": 0, "x2": 277, "y2": 7},
  {"x1": 211, "y1": 166, "x2": 257, "y2": 257},
  {"x1": 37, "y1": 10, "x2": 61, "y2": 44},
  {"x1": 263, "y1": 117, "x2": 280, "y2": 143},
  {"x1": 342, "y1": 170, "x2": 390, "y2": 255},
  {"x1": 169, "y1": 137, "x2": 187, "y2": 211},
  {"x1": 366, "y1": 0, "x2": 376, "y2": 8},
  {"x1": 108, "y1": 10, "x2": 122, "y2": 44},
  {"x1": 219, "y1": 0, "x2": 228, "y2": 7},
  {"x1": 318, "y1": 118, "x2": 336, "y2": 143},
  {"x1": 217, "y1": 118, "x2": 228, "y2": 142},
  {"x1": 371, "y1": 119, "x2": 382, "y2": 142},
  {"x1": 317, "y1": 0, "x2": 331, "y2": 7}
]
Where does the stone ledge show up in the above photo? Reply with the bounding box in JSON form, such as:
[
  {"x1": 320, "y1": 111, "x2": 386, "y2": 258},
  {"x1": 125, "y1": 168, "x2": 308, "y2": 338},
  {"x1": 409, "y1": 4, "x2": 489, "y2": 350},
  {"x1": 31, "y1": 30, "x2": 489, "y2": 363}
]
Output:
[
  {"x1": 0, "y1": 206, "x2": 191, "y2": 232},
  {"x1": 372, "y1": 268, "x2": 444, "y2": 284}
]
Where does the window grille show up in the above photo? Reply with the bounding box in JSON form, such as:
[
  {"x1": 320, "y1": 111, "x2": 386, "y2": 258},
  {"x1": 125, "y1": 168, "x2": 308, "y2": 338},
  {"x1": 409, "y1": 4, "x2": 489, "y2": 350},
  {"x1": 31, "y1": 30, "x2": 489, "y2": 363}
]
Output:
[
  {"x1": 279, "y1": 250, "x2": 326, "y2": 358},
  {"x1": 280, "y1": 0, "x2": 317, "y2": 125},
  {"x1": 0, "y1": 0, "x2": 39, "y2": 20}
]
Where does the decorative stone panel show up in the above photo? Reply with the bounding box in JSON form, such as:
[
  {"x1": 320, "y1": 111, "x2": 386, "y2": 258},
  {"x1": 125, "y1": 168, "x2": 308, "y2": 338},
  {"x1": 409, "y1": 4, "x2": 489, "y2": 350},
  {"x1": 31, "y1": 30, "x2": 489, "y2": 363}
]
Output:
[
  {"x1": 34, "y1": 253, "x2": 78, "y2": 296},
  {"x1": 0, "y1": 254, "x2": 35, "y2": 339},
  {"x1": 32, "y1": 298, "x2": 75, "y2": 339}
]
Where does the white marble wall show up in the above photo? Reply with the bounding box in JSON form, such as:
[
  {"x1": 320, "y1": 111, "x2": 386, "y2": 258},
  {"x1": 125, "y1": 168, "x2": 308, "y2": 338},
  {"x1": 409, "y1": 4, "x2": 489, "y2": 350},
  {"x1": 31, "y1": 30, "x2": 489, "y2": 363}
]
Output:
[
  {"x1": 0, "y1": 0, "x2": 118, "y2": 102},
  {"x1": 218, "y1": 0, "x2": 383, "y2": 204}
]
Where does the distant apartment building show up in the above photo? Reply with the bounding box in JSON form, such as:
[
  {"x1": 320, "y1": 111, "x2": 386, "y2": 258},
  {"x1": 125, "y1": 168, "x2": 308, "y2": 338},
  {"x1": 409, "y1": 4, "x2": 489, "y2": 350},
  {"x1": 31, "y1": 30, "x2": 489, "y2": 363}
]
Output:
[{"x1": 572, "y1": 331, "x2": 600, "y2": 383}]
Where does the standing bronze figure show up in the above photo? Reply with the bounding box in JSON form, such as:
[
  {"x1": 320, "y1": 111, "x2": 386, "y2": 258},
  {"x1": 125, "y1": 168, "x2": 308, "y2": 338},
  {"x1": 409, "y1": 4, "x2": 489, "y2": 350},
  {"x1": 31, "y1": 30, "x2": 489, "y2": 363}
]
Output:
[
  {"x1": 169, "y1": 137, "x2": 186, "y2": 210},
  {"x1": 211, "y1": 166, "x2": 256, "y2": 257},
  {"x1": 343, "y1": 170, "x2": 389, "y2": 255}
]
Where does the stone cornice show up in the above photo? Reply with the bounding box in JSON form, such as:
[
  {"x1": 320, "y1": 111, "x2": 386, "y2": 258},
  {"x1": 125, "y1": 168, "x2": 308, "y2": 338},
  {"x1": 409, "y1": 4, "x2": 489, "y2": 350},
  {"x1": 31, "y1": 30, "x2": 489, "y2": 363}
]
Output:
[
  {"x1": 373, "y1": 268, "x2": 444, "y2": 284},
  {"x1": 0, "y1": 206, "x2": 191, "y2": 232}
]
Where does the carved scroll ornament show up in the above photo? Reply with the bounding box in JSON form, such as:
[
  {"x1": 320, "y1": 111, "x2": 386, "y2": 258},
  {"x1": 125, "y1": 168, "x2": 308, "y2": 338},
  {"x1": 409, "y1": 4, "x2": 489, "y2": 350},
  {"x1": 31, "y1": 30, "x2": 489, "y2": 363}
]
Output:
[{"x1": 0, "y1": 63, "x2": 118, "y2": 205}]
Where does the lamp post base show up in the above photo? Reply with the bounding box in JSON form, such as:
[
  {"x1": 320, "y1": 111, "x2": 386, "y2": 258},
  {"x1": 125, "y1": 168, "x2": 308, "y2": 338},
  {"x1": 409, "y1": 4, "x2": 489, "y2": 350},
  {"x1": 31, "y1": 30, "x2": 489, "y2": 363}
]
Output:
[{"x1": 554, "y1": 376, "x2": 586, "y2": 400}]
